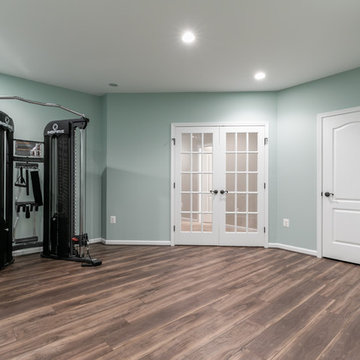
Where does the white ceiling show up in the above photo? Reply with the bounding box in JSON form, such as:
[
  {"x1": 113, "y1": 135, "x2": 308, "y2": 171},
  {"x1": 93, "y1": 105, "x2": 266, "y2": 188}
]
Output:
[{"x1": 1, "y1": 0, "x2": 360, "y2": 95}]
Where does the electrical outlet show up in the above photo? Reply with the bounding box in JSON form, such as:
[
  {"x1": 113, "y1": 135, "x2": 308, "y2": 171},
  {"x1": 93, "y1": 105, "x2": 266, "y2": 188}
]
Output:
[
  {"x1": 110, "y1": 216, "x2": 116, "y2": 224},
  {"x1": 283, "y1": 218, "x2": 290, "y2": 228}
]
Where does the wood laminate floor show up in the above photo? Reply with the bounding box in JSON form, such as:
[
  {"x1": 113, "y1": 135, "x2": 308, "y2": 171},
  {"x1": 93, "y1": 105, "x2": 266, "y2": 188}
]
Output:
[{"x1": 1, "y1": 244, "x2": 360, "y2": 360}]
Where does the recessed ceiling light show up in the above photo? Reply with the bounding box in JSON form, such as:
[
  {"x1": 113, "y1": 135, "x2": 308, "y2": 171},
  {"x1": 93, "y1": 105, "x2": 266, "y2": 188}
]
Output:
[
  {"x1": 182, "y1": 31, "x2": 196, "y2": 44},
  {"x1": 109, "y1": 83, "x2": 118, "y2": 87},
  {"x1": 254, "y1": 72, "x2": 266, "y2": 80}
]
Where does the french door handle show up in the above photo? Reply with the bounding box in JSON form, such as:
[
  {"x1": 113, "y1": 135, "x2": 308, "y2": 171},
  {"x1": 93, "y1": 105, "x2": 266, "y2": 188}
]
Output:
[
  {"x1": 210, "y1": 190, "x2": 218, "y2": 195},
  {"x1": 324, "y1": 192, "x2": 334, "y2": 197},
  {"x1": 220, "y1": 190, "x2": 229, "y2": 195}
]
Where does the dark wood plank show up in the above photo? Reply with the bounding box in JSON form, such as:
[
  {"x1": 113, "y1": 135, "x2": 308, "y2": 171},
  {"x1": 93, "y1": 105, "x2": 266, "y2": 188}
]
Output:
[
  {"x1": 245, "y1": 294, "x2": 333, "y2": 359},
  {"x1": 317, "y1": 309, "x2": 360, "y2": 360},
  {"x1": 272, "y1": 311, "x2": 344, "y2": 360}
]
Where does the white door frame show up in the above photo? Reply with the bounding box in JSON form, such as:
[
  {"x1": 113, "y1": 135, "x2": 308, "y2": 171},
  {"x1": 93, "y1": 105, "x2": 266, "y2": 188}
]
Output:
[
  {"x1": 171, "y1": 122, "x2": 269, "y2": 247},
  {"x1": 316, "y1": 106, "x2": 360, "y2": 258}
]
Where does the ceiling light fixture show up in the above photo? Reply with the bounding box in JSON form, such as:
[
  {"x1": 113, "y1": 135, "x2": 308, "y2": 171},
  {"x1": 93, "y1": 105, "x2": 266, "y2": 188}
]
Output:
[
  {"x1": 182, "y1": 31, "x2": 196, "y2": 44},
  {"x1": 254, "y1": 72, "x2": 266, "y2": 80},
  {"x1": 108, "y1": 83, "x2": 118, "y2": 87}
]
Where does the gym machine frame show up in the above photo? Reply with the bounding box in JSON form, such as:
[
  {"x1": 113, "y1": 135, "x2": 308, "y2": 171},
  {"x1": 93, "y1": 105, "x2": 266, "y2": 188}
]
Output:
[{"x1": 0, "y1": 111, "x2": 14, "y2": 269}]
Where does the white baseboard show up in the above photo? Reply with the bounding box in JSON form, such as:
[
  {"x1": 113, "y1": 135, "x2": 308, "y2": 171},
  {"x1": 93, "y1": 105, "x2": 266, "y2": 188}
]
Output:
[
  {"x1": 13, "y1": 247, "x2": 43, "y2": 256},
  {"x1": 89, "y1": 238, "x2": 104, "y2": 244},
  {"x1": 13, "y1": 240, "x2": 316, "y2": 256},
  {"x1": 103, "y1": 239, "x2": 171, "y2": 246},
  {"x1": 268, "y1": 243, "x2": 318, "y2": 257}
]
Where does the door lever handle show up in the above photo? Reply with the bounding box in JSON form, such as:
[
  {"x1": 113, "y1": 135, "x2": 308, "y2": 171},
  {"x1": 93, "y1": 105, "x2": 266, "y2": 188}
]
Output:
[
  {"x1": 210, "y1": 190, "x2": 218, "y2": 195},
  {"x1": 220, "y1": 190, "x2": 229, "y2": 195},
  {"x1": 324, "y1": 192, "x2": 334, "y2": 197}
]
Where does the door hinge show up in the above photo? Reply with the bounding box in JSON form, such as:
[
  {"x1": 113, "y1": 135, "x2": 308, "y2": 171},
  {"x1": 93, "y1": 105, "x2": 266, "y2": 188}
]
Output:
[
  {"x1": 264, "y1": 182, "x2": 266, "y2": 189},
  {"x1": 172, "y1": 138, "x2": 176, "y2": 145},
  {"x1": 264, "y1": 227, "x2": 266, "y2": 233},
  {"x1": 173, "y1": 225, "x2": 176, "y2": 232},
  {"x1": 173, "y1": 182, "x2": 175, "y2": 189},
  {"x1": 264, "y1": 137, "x2": 268, "y2": 145}
]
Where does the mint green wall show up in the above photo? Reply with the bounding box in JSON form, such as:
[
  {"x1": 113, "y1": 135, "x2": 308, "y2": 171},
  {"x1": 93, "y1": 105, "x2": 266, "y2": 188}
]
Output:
[
  {"x1": 104, "y1": 93, "x2": 278, "y2": 241},
  {"x1": 0, "y1": 73, "x2": 104, "y2": 240},
  {"x1": 276, "y1": 67, "x2": 360, "y2": 250},
  {"x1": 3, "y1": 66, "x2": 360, "y2": 251}
]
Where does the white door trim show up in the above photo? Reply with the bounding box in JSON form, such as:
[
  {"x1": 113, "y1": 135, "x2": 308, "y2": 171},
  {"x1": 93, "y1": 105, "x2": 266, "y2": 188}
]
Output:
[
  {"x1": 171, "y1": 121, "x2": 269, "y2": 247},
  {"x1": 316, "y1": 106, "x2": 360, "y2": 258}
]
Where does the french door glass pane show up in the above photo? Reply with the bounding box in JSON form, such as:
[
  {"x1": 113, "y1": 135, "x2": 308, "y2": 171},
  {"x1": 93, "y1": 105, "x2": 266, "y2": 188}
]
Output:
[
  {"x1": 182, "y1": 134, "x2": 191, "y2": 152},
  {"x1": 181, "y1": 174, "x2": 190, "y2": 191},
  {"x1": 181, "y1": 132, "x2": 213, "y2": 233},
  {"x1": 226, "y1": 193, "x2": 235, "y2": 212},
  {"x1": 192, "y1": 154, "x2": 200, "y2": 171},
  {"x1": 249, "y1": 133, "x2": 257, "y2": 151},
  {"x1": 248, "y1": 194, "x2": 258, "y2": 212},
  {"x1": 237, "y1": 214, "x2": 246, "y2": 232},
  {"x1": 181, "y1": 154, "x2": 191, "y2": 171},
  {"x1": 226, "y1": 153, "x2": 236, "y2": 171},
  {"x1": 248, "y1": 154, "x2": 257, "y2": 171},
  {"x1": 201, "y1": 194, "x2": 212, "y2": 212},
  {"x1": 248, "y1": 214, "x2": 258, "y2": 232},
  {"x1": 226, "y1": 133, "x2": 235, "y2": 151},
  {"x1": 192, "y1": 133, "x2": 202, "y2": 152},
  {"x1": 237, "y1": 133, "x2": 247, "y2": 151},
  {"x1": 181, "y1": 213, "x2": 191, "y2": 232},
  {"x1": 202, "y1": 154, "x2": 213, "y2": 172},
  {"x1": 237, "y1": 174, "x2": 246, "y2": 192},
  {"x1": 181, "y1": 194, "x2": 191, "y2": 211},
  {"x1": 237, "y1": 194, "x2": 246, "y2": 212},
  {"x1": 225, "y1": 131, "x2": 259, "y2": 233},
  {"x1": 201, "y1": 174, "x2": 213, "y2": 193},
  {"x1": 226, "y1": 214, "x2": 235, "y2": 232},
  {"x1": 204, "y1": 134, "x2": 213, "y2": 152},
  {"x1": 192, "y1": 174, "x2": 200, "y2": 191},
  {"x1": 237, "y1": 154, "x2": 246, "y2": 171},
  {"x1": 192, "y1": 194, "x2": 200, "y2": 212},
  {"x1": 248, "y1": 173, "x2": 257, "y2": 192},
  {"x1": 203, "y1": 214, "x2": 212, "y2": 232},
  {"x1": 226, "y1": 173, "x2": 235, "y2": 191}
]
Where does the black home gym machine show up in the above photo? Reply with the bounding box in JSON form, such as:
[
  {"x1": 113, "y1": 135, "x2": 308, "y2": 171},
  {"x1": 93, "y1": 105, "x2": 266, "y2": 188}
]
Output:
[
  {"x1": 0, "y1": 111, "x2": 14, "y2": 269},
  {"x1": 42, "y1": 118, "x2": 101, "y2": 266},
  {"x1": 0, "y1": 96, "x2": 101, "y2": 268}
]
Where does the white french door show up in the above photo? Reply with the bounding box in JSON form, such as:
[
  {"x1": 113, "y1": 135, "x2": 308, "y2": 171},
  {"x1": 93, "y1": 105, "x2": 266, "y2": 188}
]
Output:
[
  {"x1": 173, "y1": 124, "x2": 267, "y2": 247},
  {"x1": 322, "y1": 109, "x2": 360, "y2": 264}
]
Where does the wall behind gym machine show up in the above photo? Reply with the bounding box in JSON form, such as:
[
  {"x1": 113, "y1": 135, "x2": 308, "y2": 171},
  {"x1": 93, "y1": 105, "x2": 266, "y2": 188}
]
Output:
[
  {"x1": 0, "y1": 73, "x2": 104, "y2": 241},
  {"x1": 103, "y1": 92, "x2": 278, "y2": 242}
]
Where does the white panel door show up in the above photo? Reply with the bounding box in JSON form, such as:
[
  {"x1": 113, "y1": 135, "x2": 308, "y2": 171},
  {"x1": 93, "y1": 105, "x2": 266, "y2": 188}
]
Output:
[
  {"x1": 323, "y1": 111, "x2": 360, "y2": 264},
  {"x1": 174, "y1": 125, "x2": 266, "y2": 246}
]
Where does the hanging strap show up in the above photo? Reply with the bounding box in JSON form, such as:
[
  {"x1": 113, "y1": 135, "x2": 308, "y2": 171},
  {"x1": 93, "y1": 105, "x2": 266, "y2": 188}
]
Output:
[{"x1": 30, "y1": 170, "x2": 43, "y2": 206}]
